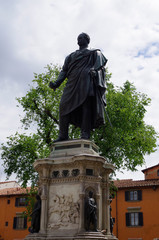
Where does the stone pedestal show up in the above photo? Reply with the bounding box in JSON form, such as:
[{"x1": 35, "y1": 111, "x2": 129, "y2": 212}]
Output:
[{"x1": 25, "y1": 139, "x2": 118, "y2": 240}]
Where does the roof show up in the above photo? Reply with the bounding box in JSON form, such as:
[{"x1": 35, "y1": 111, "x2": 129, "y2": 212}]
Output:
[
  {"x1": 114, "y1": 179, "x2": 159, "y2": 189},
  {"x1": 0, "y1": 181, "x2": 20, "y2": 190},
  {"x1": 0, "y1": 187, "x2": 31, "y2": 196},
  {"x1": 142, "y1": 163, "x2": 159, "y2": 173},
  {"x1": 0, "y1": 181, "x2": 17, "y2": 184}
]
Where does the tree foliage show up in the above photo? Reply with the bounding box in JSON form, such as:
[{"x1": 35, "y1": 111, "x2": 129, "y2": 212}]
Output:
[
  {"x1": 1, "y1": 64, "x2": 158, "y2": 186},
  {"x1": 93, "y1": 80, "x2": 157, "y2": 171},
  {"x1": 23, "y1": 187, "x2": 38, "y2": 222}
]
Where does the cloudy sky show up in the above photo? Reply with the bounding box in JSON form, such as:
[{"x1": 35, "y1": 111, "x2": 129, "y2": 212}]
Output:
[{"x1": 0, "y1": 0, "x2": 159, "y2": 182}]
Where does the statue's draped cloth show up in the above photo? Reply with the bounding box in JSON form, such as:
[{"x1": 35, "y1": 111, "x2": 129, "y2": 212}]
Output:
[{"x1": 56, "y1": 49, "x2": 107, "y2": 129}]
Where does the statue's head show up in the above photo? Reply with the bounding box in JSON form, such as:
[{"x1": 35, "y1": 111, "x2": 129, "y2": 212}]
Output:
[
  {"x1": 36, "y1": 194, "x2": 41, "y2": 200},
  {"x1": 89, "y1": 191, "x2": 93, "y2": 198},
  {"x1": 77, "y1": 32, "x2": 90, "y2": 47}
]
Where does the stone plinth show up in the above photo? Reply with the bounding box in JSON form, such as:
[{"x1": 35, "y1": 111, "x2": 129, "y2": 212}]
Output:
[{"x1": 25, "y1": 139, "x2": 118, "y2": 240}]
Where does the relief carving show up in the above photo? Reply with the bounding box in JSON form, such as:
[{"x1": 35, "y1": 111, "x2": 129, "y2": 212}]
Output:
[{"x1": 48, "y1": 194, "x2": 80, "y2": 229}]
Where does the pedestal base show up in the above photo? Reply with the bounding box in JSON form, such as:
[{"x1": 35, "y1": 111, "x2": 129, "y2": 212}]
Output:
[
  {"x1": 25, "y1": 139, "x2": 118, "y2": 240},
  {"x1": 25, "y1": 231, "x2": 118, "y2": 240}
]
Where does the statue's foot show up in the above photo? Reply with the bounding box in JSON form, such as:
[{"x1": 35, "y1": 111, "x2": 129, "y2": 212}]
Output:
[
  {"x1": 81, "y1": 130, "x2": 90, "y2": 139},
  {"x1": 81, "y1": 136, "x2": 90, "y2": 140},
  {"x1": 53, "y1": 137, "x2": 68, "y2": 143}
]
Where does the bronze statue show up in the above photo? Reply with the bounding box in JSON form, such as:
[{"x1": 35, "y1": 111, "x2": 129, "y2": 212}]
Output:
[
  {"x1": 49, "y1": 33, "x2": 107, "y2": 141},
  {"x1": 29, "y1": 195, "x2": 41, "y2": 233},
  {"x1": 85, "y1": 191, "x2": 97, "y2": 231}
]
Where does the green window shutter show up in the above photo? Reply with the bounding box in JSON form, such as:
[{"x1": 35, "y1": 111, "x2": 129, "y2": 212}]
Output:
[
  {"x1": 126, "y1": 213, "x2": 130, "y2": 226},
  {"x1": 15, "y1": 198, "x2": 19, "y2": 207},
  {"x1": 25, "y1": 198, "x2": 28, "y2": 206},
  {"x1": 125, "y1": 191, "x2": 129, "y2": 201},
  {"x1": 138, "y1": 190, "x2": 142, "y2": 201},
  {"x1": 139, "y1": 212, "x2": 143, "y2": 226},
  {"x1": 24, "y1": 217, "x2": 27, "y2": 229},
  {"x1": 13, "y1": 217, "x2": 17, "y2": 229}
]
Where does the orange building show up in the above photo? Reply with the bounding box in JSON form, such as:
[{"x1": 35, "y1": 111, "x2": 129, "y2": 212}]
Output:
[
  {"x1": 0, "y1": 182, "x2": 30, "y2": 240},
  {"x1": 1, "y1": 164, "x2": 159, "y2": 240},
  {"x1": 111, "y1": 164, "x2": 159, "y2": 240}
]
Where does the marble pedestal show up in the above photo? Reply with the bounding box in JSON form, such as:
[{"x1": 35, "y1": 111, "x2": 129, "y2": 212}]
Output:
[{"x1": 25, "y1": 139, "x2": 118, "y2": 240}]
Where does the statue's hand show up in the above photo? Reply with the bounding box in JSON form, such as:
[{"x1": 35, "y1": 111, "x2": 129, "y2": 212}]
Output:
[
  {"x1": 90, "y1": 68, "x2": 97, "y2": 77},
  {"x1": 49, "y1": 81, "x2": 57, "y2": 90}
]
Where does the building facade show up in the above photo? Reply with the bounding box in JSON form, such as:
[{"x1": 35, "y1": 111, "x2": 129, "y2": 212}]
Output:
[
  {"x1": 0, "y1": 182, "x2": 30, "y2": 240},
  {"x1": 111, "y1": 164, "x2": 159, "y2": 240},
  {"x1": 1, "y1": 164, "x2": 159, "y2": 240}
]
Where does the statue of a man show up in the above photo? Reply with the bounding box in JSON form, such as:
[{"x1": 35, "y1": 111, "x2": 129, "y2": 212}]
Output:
[
  {"x1": 49, "y1": 33, "x2": 107, "y2": 142},
  {"x1": 85, "y1": 191, "x2": 97, "y2": 231}
]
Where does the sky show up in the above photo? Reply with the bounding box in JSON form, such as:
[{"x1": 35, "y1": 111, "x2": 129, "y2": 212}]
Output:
[{"x1": 0, "y1": 0, "x2": 159, "y2": 182}]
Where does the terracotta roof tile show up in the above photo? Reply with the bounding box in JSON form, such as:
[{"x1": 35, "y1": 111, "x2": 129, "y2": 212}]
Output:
[
  {"x1": 0, "y1": 181, "x2": 17, "y2": 184},
  {"x1": 0, "y1": 187, "x2": 31, "y2": 196},
  {"x1": 114, "y1": 179, "x2": 159, "y2": 188}
]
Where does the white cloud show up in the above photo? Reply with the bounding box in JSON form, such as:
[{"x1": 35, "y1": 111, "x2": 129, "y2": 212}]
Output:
[{"x1": 0, "y1": 0, "x2": 159, "y2": 182}]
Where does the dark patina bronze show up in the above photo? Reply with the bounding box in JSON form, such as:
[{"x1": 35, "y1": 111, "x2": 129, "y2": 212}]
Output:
[{"x1": 49, "y1": 33, "x2": 107, "y2": 142}]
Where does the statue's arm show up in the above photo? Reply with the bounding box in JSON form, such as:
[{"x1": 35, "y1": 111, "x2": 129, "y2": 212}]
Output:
[
  {"x1": 30, "y1": 201, "x2": 41, "y2": 216},
  {"x1": 89, "y1": 51, "x2": 103, "y2": 78},
  {"x1": 90, "y1": 50, "x2": 107, "y2": 73},
  {"x1": 49, "y1": 70, "x2": 67, "y2": 90},
  {"x1": 49, "y1": 55, "x2": 70, "y2": 90},
  {"x1": 88, "y1": 199, "x2": 97, "y2": 209}
]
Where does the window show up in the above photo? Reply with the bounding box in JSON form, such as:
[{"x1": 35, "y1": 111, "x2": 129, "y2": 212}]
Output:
[
  {"x1": 62, "y1": 170, "x2": 69, "y2": 177},
  {"x1": 125, "y1": 190, "x2": 142, "y2": 201},
  {"x1": 52, "y1": 171, "x2": 60, "y2": 178},
  {"x1": 13, "y1": 216, "x2": 27, "y2": 230},
  {"x1": 15, "y1": 197, "x2": 27, "y2": 207},
  {"x1": 126, "y1": 212, "x2": 143, "y2": 227},
  {"x1": 86, "y1": 169, "x2": 93, "y2": 176},
  {"x1": 157, "y1": 169, "x2": 159, "y2": 176},
  {"x1": 72, "y1": 169, "x2": 80, "y2": 176},
  {"x1": 7, "y1": 199, "x2": 10, "y2": 204},
  {"x1": 5, "y1": 222, "x2": 8, "y2": 226}
]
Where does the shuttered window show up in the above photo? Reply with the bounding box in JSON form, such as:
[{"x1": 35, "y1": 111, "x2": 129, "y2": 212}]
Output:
[
  {"x1": 15, "y1": 197, "x2": 27, "y2": 207},
  {"x1": 125, "y1": 190, "x2": 142, "y2": 201},
  {"x1": 13, "y1": 216, "x2": 27, "y2": 229},
  {"x1": 126, "y1": 212, "x2": 143, "y2": 227}
]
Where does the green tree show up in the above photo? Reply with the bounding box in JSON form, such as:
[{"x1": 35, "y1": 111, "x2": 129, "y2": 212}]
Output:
[
  {"x1": 1, "y1": 64, "x2": 158, "y2": 187},
  {"x1": 93, "y1": 80, "x2": 157, "y2": 171}
]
